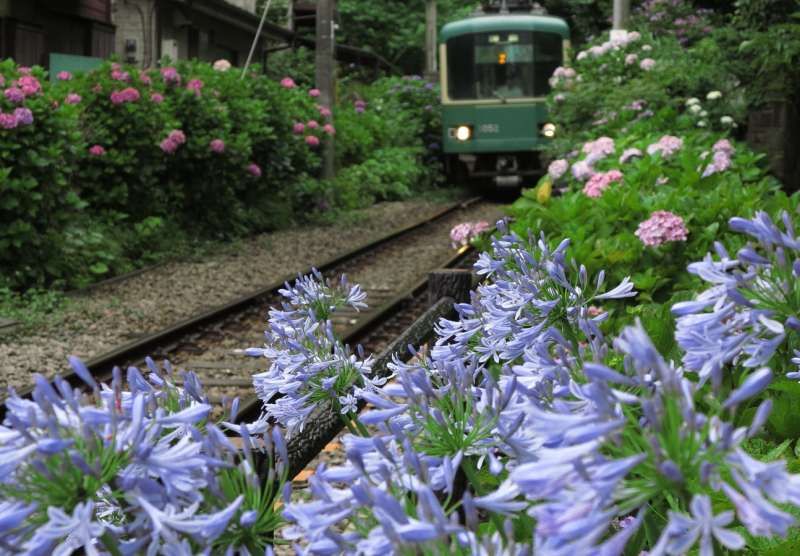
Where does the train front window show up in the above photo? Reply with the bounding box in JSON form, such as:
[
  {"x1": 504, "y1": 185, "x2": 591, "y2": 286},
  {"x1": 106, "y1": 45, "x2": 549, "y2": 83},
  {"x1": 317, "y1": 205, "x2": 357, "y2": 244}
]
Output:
[{"x1": 446, "y1": 31, "x2": 563, "y2": 100}]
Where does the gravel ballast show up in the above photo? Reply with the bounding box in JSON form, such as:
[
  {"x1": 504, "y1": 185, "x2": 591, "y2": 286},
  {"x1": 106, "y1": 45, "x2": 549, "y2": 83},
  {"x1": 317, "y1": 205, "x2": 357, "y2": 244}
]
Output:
[{"x1": 0, "y1": 199, "x2": 505, "y2": 392}]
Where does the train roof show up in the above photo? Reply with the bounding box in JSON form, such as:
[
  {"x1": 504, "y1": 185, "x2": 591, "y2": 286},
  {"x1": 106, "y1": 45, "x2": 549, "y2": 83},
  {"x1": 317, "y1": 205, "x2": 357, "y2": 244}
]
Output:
[{"x1": 440, "y1": 14, "x2": 570, "y2": 42}]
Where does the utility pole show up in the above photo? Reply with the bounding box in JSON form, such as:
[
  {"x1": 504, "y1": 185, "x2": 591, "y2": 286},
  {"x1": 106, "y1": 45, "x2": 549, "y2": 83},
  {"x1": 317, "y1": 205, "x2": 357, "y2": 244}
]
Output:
[
  {"x1": 316, "y1": 0, "x2": 336, "y2": 180},
  {"x1": 612, "y1": 0, "x2": 630, "y2": 31},
  {"x1": 424, "y1": 0, "x2": 438, "y2": 81}
]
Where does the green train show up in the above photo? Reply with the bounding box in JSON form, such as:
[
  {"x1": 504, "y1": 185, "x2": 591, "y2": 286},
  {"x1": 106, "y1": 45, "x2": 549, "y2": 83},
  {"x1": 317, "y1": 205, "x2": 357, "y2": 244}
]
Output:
[{"x1": 439, "y1": 1, "x2": 570, "y2": 189}]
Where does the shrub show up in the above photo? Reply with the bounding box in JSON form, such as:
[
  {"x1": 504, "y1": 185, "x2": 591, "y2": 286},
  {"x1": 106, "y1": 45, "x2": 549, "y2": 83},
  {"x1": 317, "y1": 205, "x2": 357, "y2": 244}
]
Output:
[{"x1": 0, "y1": 61, "x2": 83, "y2": 288}]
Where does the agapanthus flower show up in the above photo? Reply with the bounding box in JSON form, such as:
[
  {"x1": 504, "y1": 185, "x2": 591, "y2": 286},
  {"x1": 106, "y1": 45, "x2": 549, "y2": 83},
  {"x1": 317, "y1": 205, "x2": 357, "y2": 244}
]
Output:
[
  {"x1": 0, "y1": 357, "x2": 289, "y2": 553},
  {"x1": 547, "y1": 159, "x2": 569, "y2": 181},
  {"x1": 247, "y1": 271, "x2": 372, "y2": 437},
  {"x1": 635, "y1": 210, "x2": 689, "y2": 246},
  {"x1": 646, "y1": 135, "x2": 683, "y2": 158}
]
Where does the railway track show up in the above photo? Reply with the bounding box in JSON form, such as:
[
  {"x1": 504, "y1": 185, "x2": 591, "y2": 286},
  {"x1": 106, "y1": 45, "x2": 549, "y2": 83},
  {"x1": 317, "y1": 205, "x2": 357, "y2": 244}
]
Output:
[{"x1": 2, "y1": 198, "x2": 502, "y2": 421}]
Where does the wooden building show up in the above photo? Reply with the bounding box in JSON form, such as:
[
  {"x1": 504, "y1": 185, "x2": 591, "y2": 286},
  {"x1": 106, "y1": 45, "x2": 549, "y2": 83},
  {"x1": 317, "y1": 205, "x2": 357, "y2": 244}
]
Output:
[{"x1": 0, "y1": 0, "x2": 115, "y2": 67}]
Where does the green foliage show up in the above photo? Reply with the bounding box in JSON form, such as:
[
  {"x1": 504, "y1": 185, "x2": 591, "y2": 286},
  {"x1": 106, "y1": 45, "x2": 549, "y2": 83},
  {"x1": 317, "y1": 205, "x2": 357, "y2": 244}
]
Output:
[
  {"x1": 541, "y1": 0, "x2": 613, "y2": 44},
  {"x1": 337, "y1": 0, "x2": 479, "y2": 73},
  {"x1": 0, "y1": 61, "x2": 83, "y2": 289}
]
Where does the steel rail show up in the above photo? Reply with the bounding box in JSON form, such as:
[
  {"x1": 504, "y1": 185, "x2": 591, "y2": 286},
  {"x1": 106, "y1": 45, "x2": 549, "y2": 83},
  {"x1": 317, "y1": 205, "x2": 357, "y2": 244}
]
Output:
[{"x1": 2, "y1": 197, "x2": 481, "y2": 418}]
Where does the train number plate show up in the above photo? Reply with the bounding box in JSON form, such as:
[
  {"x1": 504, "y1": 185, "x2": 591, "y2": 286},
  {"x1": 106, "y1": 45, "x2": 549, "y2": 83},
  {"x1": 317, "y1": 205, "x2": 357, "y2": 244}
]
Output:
[{"x1": 479, "y1": 124, "x2": 500, "y2": 134}]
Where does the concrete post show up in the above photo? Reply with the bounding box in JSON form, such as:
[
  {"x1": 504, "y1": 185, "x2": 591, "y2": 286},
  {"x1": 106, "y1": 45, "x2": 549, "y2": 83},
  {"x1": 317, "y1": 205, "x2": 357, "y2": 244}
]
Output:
[{"x1": 612, "y1": 0, "x2": 630, "y2": 30}]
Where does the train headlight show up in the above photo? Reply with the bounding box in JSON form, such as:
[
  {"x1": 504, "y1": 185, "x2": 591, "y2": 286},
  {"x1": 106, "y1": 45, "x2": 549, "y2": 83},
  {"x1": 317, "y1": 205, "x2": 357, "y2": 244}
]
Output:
[
  {"x1": 541, "y1": 123, "x2": 557, "y2": 138},
  {"x1": 455, "y1": 125, "x2": 472, "y2": 141}
]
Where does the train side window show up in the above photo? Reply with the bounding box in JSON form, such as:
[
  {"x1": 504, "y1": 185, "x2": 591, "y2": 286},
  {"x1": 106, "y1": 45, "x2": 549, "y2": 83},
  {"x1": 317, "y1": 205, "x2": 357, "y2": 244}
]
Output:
[
  {"x1": 447, "y1": 35, "x2": 475, "y2": 100},
  {"x1": 533, "y1": 33, "x2": 563, "y2": 96}
]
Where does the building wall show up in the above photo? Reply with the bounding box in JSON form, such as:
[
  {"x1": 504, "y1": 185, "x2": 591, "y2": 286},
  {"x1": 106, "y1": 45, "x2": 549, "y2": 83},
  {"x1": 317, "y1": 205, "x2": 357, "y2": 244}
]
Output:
[
  {"x1": 0, "y1": 0, "x2": 114, "y2": 67},
  {"x1": 112, "y1": 0, "x2": 265, "y2": 68}
]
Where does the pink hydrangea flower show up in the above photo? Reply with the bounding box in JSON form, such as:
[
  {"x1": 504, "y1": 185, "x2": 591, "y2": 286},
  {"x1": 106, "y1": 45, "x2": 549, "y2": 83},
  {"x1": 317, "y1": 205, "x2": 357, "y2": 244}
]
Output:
[
  {"x1": 213, "y1": 59, "x2": 232, "y2": 72},
  {"x1": 354, "y1": 99, "x2": 367, "y2": 113},
  {"x1": 571, "y1": 160, "x2": 595, "y2": 182},
  {"x1": 323, "y1": 124, "x2": 336, "y2": 135},
  {"x1": 307, "y1": 120, "x2": 319, "y2": 129},
  {"x1": 640, "y1": 58, "x2": 656, "y2": 71},
  {"x1": 160, "y1": 138, "x2": 179, "y2": 154},
  {"x1": 57, "y1": 71, "x2": 73, "y2": 81},
  {"x1": 450, "y1": 221, "x2": 490, "y2": 248},
  {"x1": 92, "y1": 83, "x2": 103, "y2": 93},
  {"x1": 280, "y1": 77, "x2": 296, "y2": 89},
  {"x1": 647, "y1": 135, "x2": 683, "y2": 158},
  {"x1": 554, "y1": 93, "x2": 566, "y2": 103},
  {"x1": 111, "y1": 69, "x2": 130, "y2": 82},
  {"x1": 309, "y1": 88, "x2": 321, "y2": 98},
  {"x1": 293, "y1": 122, "x2": 305, "y2": 134},
  {"x1": 89, "y1": 144, "x2": 106, "y2": 156},
  {"x1": 319, "y1": 106, "x2": 332, "y2": 118},
  {"x1": 625, "y1": 53, "x2": 638, "y2": 65},
  {"x1": 65, "y1": 93, "x2": 82, "y2": 105},
  {"x1": 17, "y1": 66, "x2": 32, "y2": 76},
  {"x1": 305, "y1": 135, "x2": 320, "y2": 147},
  {"x1": 160, "y1": 66, "x2": 181, "y2": 86},
  {"x1": 187, "y1": 79, "x2": 203, "y2": 96},
  {"x1": 110, "y1": 87, "x2": 140, "y2": 105},
  {"x1": 702, "y1": 148, "x2": 733, "y2": 178},
  {"x1": 13, "y1": 107, "x2": 33, "y2": 126},
  {"x1": 111, "y1": 63, "x2": 121, "y2": 71},
  {"x1": 247, "y1": 163, "x2": 262, "y2": 177},
  {"x1": 209, "y1": 139, "x2": 225, "y2": 154},
  {"x1": 582, "y1": 137, "x2": 615, "y2": 159},
  {"x1": 619, "y1": 148, "x2": 643, "y2": 164},
  {"x1": 150, "y1": 92, "x2": 164, "y2": 104},
  {"x1": 18, "y1": 76, "x2": 41, "y2": 96},
  {"x1": 547, "y1": 159, "x2": 569, "y2": 180},
  {"x1": 0, "y1": 112, "x2": 18, "y2": 129},
  {"x1": 139, "y1": 71, "x2": 152, "y2": 85},
  {"x1": 167, "y1": 129, "x2": 186, "y2": 145},
  {"x1": 4, "y1": 87, "x2": 24, "y2": 103},
  {"x1": 712, "y1": 139, "x2": 735, "y2": 155},
  {"x1": 582, "y1": 169, "x2": 623, "y2": 198},
  {"x1": 635, "y1": 211, "x2": 688, "y2": 247}
]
